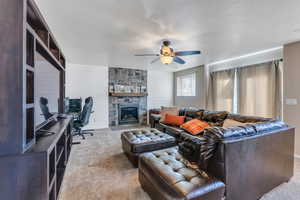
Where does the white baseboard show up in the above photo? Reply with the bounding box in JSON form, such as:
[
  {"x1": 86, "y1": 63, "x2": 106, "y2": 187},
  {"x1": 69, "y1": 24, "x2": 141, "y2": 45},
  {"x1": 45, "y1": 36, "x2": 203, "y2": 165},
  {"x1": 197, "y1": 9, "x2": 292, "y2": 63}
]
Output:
[{"x1": 295, "y1": 154, "x2": 300, "y2": 159}]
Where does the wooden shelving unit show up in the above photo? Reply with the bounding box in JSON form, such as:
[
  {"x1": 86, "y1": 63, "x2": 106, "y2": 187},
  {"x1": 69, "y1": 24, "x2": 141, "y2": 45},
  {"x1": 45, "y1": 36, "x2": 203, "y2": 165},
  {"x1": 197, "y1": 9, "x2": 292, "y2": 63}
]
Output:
[
  {"x1": 0, "y1": 0, "x2": 71, "y2": 200},
  {"x1": 28, "y1": 116, "x2": 73, "y2": 200},
  {"x1": 109, "y1": 92, "x2": 148, "y2": 97}
]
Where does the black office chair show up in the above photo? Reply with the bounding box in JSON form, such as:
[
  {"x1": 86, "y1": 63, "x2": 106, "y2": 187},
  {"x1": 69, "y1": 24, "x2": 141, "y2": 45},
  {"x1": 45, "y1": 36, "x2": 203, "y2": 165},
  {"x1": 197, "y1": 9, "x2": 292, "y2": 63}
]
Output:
[
  {"x1": 40, "y1": 97, "x2": 53, "y2": 120},
  {"x1": 73, "y1": 97, "x2": 94, "y2": 139}
]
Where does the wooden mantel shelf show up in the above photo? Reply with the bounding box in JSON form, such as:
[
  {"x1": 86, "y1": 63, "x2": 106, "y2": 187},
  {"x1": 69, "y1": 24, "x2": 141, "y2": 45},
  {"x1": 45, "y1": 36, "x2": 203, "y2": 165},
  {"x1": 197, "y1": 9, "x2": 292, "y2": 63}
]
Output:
[{"x1": 109, "y1": 92, "x2": 148, "y2": 97}]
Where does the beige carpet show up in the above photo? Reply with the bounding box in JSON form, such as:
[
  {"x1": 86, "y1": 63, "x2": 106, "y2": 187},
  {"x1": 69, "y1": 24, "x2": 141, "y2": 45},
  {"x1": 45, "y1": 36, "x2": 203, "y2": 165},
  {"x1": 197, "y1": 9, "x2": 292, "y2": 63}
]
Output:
[{"x1": 60, "y1": 129, "x2": 300, "y2": 200}]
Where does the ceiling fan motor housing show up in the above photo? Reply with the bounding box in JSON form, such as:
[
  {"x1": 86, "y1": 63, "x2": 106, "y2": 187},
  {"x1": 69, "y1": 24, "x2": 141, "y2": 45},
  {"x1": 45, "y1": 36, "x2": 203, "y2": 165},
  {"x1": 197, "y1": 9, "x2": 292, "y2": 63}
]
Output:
[{"x1": 162, "y1": 40, "x2": 171, "y2": 46}]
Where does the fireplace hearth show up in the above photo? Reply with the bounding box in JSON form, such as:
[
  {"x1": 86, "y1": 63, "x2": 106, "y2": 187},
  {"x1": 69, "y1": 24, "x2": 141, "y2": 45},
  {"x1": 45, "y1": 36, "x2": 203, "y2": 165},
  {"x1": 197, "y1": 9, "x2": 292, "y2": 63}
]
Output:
[{"x1": 118, "y1": 104, "x2": 139, "y2": 125}]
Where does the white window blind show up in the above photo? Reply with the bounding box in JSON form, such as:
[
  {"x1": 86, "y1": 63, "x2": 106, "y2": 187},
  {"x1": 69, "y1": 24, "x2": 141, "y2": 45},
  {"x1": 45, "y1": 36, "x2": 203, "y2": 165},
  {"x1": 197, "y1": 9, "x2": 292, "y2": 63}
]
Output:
[{"x1": 176, "y1": 73, "x2": 196, "y2": 96}]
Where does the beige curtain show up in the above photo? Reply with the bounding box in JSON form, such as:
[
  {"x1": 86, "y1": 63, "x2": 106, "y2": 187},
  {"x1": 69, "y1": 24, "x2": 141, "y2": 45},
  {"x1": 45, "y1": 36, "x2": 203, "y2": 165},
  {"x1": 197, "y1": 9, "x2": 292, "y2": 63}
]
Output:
[
  {"x1": 237, "y1": 61, "x2": 281, "y2": 118},
  {"x1": 208, "y1": 69, "x2": 235, "y2": 112}
]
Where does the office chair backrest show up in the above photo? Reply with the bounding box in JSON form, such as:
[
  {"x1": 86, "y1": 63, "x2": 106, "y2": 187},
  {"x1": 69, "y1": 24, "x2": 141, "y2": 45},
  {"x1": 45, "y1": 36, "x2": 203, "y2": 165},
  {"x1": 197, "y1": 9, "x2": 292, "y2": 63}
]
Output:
[
  {"x1": 79, "y1": 97, "x2": 93, "y2": 126},
  {"x1": 40, "y1": 97, "x2": 53, "y2": 120}
]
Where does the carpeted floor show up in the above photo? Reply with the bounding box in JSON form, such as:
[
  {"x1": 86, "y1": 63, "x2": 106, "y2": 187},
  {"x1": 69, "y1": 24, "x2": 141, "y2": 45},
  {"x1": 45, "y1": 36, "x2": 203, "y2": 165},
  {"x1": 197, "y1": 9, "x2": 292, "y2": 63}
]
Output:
[{"x1": 60, "y1": 129, "x2": 300, "y2": 200}]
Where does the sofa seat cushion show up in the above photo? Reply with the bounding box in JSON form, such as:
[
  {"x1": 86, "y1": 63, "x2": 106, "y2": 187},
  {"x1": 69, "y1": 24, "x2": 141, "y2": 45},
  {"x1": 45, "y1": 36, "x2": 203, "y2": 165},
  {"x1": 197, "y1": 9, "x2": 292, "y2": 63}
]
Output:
[
  {"x1": 222, "y1": 118, "x2": 249, "y2": 128},
  {"x1": 139, "y1": 147, "x2": 225, "y2": 199},
  {"x1": 158, "y1": 122, "x2": 186, "y2": 138},
  {"x1": 121, "y1": 129, "x2": 176, "y2": 153}
]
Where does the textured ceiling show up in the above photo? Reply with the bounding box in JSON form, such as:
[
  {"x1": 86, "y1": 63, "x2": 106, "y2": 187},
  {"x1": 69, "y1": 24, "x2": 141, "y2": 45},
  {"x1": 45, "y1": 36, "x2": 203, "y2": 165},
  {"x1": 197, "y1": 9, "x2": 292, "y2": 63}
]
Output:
[{"x1": 35, "y1": 0, "x2": 300, "y2": 71}]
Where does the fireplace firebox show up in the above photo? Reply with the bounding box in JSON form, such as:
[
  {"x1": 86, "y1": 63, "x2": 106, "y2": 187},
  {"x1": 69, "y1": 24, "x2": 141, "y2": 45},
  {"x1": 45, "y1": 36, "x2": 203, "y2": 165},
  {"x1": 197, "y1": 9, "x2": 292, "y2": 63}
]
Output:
[{"x1": 118, "y1": 104, "x2": 139, "y2": 125}]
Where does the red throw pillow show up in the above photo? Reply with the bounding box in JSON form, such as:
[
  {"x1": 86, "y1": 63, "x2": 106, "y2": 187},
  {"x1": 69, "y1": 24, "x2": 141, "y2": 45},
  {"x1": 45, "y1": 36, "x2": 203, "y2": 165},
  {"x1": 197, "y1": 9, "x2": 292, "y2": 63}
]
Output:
[
  {"x1": 163, "y1": 113, "x2": 185, "y2": 126},
  {"x1": 180, "y1": 119, "x2": 210, "y2": 135}
]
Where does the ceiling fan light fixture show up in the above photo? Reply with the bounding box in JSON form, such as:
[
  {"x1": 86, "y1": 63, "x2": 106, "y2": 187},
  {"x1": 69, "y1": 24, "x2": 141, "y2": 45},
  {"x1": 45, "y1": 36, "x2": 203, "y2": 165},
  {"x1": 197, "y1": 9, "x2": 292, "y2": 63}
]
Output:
[{"x1": 160, "y1": 56, "x2": 173, "y2": 64}]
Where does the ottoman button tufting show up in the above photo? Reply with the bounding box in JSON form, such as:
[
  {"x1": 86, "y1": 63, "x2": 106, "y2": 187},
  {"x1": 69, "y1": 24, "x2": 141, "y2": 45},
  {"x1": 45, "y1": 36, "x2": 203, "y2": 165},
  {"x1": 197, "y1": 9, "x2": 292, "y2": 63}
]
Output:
[{"x1": 121, "y1": 128, "x2": 176, "y2": 167}]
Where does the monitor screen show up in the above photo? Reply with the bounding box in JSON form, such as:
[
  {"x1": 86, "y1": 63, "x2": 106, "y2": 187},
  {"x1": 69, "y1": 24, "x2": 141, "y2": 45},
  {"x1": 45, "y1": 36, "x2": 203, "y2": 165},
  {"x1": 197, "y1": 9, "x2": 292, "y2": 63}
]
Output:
[{"x1": 34, "y1": 52, "x2": 60, "y2": 126}]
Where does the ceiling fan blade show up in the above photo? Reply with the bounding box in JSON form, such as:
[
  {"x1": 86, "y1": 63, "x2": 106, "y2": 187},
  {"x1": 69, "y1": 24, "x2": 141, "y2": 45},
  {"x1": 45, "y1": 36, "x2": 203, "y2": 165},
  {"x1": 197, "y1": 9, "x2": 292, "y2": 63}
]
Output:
[
  {"x1": 175, "y1": 51, "x2": 201, "y2": 56},
  {"x1": 150, "y1": 57, "x2": 160, "y2": 64},
  {"x1": 134, "y1": 54, "x2": 159, "y2": 56},
  {"x1": 173, "y1": 57, "x2": 186, "y2": 64}
]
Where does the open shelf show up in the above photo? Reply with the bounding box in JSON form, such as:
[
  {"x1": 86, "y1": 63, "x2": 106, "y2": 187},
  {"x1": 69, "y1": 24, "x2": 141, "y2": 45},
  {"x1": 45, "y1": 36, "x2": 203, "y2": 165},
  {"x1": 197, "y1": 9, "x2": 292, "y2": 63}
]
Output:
[
  {"x1": 26, "y1": 108, "x2": 35, "y2": 145},
  {"x1": 36, "y1": 34, "x2": 65, "y2": 71},
  {"x1": 56, "y1": 167, "x2": 66, "y2": 197},
  {"x1": 26, "y1": 30, "x2": 35, "y2": 67},
  {"x1": 49, "y1": 36, "x2": 60, "y2": 60},
  {"x1": 37, "y1": 30, "x2": 49, "y2": 47},
  {"x1": 59, "y1": 55, "x2": 66, "y2": 68},
  {"x1": 26, "y1": 70, "x2": 34, "y2": 104},
  {"x1": 56, "y1": 134, "x2": 66, "y2": 163},
  {"x1": 49, "y1": 148, "x2": 56, "y2": 187}
]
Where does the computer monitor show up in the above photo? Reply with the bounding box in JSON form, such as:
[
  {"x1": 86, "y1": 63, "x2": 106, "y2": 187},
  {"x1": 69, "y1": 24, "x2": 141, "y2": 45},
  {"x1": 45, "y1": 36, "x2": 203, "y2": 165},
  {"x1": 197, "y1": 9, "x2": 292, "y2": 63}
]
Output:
[{"x1": 69, "y1": 98, "x2": 82, "y2": 113}]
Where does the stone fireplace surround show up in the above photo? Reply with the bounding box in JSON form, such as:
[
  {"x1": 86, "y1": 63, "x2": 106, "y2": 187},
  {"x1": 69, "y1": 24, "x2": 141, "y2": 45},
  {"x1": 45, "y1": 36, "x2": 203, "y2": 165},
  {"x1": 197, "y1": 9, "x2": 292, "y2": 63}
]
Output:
[{"x1": 109, "y1": 67, "x2": 147, "y2": 126}]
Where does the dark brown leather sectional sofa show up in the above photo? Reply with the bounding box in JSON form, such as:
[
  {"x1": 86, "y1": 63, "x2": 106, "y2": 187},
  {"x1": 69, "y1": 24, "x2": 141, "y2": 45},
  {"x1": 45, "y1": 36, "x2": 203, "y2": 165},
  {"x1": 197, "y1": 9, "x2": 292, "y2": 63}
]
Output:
[{"x1": 147, "y1": 108, "x2": 295, "y2": 200}]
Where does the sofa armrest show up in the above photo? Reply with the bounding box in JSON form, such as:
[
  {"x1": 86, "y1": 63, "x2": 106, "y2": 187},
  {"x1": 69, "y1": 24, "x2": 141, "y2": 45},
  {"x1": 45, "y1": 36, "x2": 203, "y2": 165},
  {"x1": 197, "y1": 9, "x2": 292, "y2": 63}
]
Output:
[
  {"x1": 178, "y1": 132, "x2": 205, "y2": 162},
  {"x1": 149, "y1": 114, "x2": 161, "y2": 128},
  {"x1": 178, "y1": 129, "x2": 224, "y2": 170}
]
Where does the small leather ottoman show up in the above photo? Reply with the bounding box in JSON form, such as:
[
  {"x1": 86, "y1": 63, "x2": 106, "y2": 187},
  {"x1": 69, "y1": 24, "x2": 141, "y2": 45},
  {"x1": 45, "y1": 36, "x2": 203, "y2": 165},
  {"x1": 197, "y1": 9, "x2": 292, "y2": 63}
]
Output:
[
  {"x1": 121, "y1": 128, "x2": 176, "y2": 167},
  {"x1": 139, "y1": 147, "x2": 225, "y2": 200}
]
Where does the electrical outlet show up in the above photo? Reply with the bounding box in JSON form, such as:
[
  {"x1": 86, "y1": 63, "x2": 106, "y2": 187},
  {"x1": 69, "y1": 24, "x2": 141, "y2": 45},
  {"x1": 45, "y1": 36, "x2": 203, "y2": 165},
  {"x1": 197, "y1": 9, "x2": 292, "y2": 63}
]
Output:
[{"x1": 286, "y1": 98, "x2": 298, "y2": 105}]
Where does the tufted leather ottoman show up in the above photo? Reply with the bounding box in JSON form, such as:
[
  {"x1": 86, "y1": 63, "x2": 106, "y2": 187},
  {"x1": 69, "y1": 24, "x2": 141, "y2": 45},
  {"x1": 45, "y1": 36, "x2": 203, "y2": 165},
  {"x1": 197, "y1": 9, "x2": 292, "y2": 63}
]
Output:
[
  {"x1": 139, "y1": 147, "x2": 225, "y2": 200},
  {"x1": 121, "y1": 128, "x2": 176, "y2": 167}
]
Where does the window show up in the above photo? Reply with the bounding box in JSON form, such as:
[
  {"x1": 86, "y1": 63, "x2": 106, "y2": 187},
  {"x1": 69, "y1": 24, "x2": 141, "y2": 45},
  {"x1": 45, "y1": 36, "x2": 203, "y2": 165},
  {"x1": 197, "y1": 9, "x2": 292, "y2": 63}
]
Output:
[{"x1": 176, "y1": 73, "x2": 196, "y2": 96}]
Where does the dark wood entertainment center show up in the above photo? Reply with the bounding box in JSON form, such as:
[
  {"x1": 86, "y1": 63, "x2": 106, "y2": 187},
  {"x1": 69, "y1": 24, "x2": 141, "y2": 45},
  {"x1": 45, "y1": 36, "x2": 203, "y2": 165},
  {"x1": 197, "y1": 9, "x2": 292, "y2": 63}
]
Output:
[{"x1": 0, "y1": 0, "x2": 72, "y2": 199}]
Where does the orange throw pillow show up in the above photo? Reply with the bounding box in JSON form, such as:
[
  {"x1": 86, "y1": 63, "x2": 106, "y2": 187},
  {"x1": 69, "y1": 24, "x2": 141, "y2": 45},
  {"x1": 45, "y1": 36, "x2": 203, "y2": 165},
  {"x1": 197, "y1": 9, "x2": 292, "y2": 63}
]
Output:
[
  {"x1": 180, "y1": 119, "x2": 210, "y2": 135},
  {"x1": 163, "y1": 114, "x2": 185, "y2": 126},
  {"x1": 160, "y1": 107, "x2": 179, "y2": 122}
]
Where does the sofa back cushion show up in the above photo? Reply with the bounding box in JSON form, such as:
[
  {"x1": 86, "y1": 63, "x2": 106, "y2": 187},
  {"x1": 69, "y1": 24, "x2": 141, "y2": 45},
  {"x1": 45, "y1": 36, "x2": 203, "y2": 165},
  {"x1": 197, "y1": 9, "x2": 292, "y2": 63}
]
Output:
[
  {"x1": 179, "y1": 107, "x2": 202, "y2": 116},
  {"x1": 185, "y1": 109, "x2": 204, "y2": 119},
  {"x1": 163, "y1": 114, "x2": 185, "y2": 126},
  {"x1": 227, "y1": 113, "x2": 271, "y2": 123},
  {"x1": 180, "y1": 119, "x2": 210, "y2": 135},
  {"x1": 160, "y1": 106, "x2": 179, "y2": 122},
  {"x1": 202, "y1": 111, "x2": 228, "y2": 126}
]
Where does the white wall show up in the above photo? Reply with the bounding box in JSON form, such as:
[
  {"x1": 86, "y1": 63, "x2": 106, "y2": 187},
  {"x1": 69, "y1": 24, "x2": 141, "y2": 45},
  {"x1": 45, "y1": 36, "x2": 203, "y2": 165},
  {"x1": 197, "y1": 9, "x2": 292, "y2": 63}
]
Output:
[
  {"x1": 35, "y1": 53, "x2": 60, "y2": 125},
  {"x1": 66, "y1": 65, "x2": 173, "y2": 128},
  {"x1": 148, "y1": 70, "x2": 174, "y2": 109},
  {"x1": 66, "y1": 64, "x2": 109, "y2": 129}
]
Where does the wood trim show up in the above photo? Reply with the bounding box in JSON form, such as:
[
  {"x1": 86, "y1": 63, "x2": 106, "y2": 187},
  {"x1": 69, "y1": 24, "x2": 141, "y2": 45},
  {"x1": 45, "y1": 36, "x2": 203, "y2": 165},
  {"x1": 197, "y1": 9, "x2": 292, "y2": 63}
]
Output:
[
  {"x1": 295, "y1": 154, "x2": 300, "y2": 159},
  {"x1": 109, "y1": 92, "x2": 148, "y2": 97}
]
